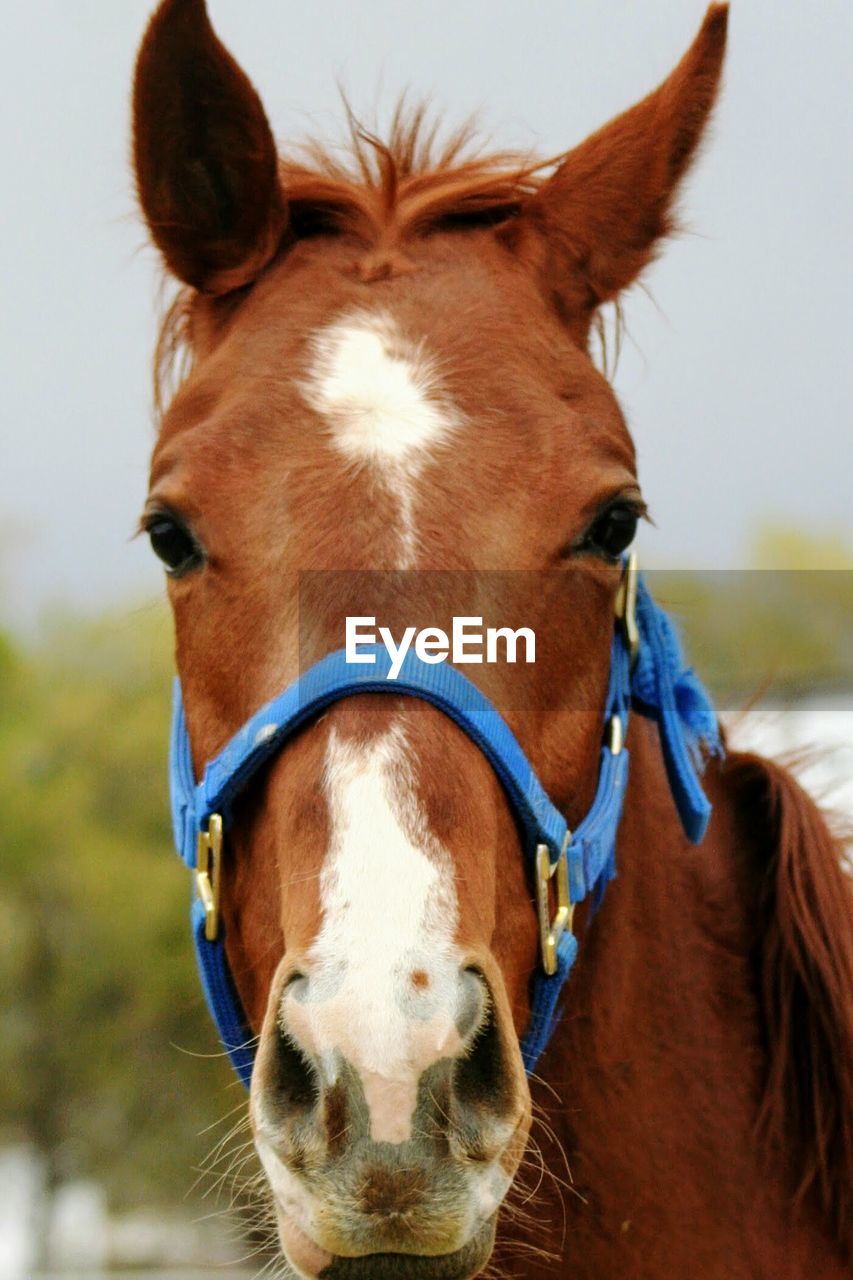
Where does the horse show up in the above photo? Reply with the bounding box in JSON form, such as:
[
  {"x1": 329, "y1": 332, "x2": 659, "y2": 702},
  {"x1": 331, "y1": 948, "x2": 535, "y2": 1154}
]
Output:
[{"x1": 132, "y1": 2, "x2": 853, "y2": 1276}]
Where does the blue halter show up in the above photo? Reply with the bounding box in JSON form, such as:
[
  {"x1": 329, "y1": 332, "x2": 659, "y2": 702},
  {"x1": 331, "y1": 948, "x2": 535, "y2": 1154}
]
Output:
[{"x1": 169, "y1": 561, "x2": 721, "y2": 1087}]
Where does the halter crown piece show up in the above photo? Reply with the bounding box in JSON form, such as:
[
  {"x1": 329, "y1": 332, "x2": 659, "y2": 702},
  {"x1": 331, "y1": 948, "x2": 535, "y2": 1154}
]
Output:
[{"x1": 169, "y1": 557, "x2": 722, "y2": 1086}]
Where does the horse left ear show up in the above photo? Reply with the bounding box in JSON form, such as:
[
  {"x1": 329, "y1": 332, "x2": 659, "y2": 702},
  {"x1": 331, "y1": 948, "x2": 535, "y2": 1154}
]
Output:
[
  {"x1": 132, "y1": 0, "x2": 288, "y2": 294},
  {"x1": 504, "y1": 4, "x2": 728, "y2": 340}
]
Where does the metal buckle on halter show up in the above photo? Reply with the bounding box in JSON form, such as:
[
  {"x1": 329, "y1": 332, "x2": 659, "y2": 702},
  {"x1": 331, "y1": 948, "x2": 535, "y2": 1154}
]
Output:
[
  {"x1": 608, "y1": 713, "x2": 624, "y2": 755},
  {"x1": 196, "y1": 813, "x2": 223, "y2": 942},
  {"x1": 535, "y1": 834, "x2": 573, "y2": 977},
  {"x1": 614, "y1": 551, "x2": 640, "y2": 668}
]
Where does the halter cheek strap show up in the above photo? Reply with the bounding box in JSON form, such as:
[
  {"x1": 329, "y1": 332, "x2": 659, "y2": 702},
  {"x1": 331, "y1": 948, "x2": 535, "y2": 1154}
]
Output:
[{"x1": 169, "y1": 563, "x2": 721, "y2": 1086}]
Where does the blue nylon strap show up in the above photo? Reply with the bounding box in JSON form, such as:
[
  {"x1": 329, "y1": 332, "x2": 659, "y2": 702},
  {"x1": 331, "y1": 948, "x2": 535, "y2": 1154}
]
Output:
[
  {"x1": 572, "y1": 746, "x2": 630, "y2": 901},
  {"x1": 168, "y1": 572, "x2": 720, "y2": 1086},
  {"x1": 196, "y1": 645, "x2": 572, "y2": 871},
  {"x1": 191, "y1": 898, "x2": 255, "y2": 1087},
  {"x1": 522, "y1": 930, "x2": 578, "y2": 1074},
  {"x1": 169, "y1": 678, "x2": 196, "y2": 870},
  {"x1": 631, "y1": 580, "x2": 722, "y2": 842},
  {"x1": 569, "y1": 638, "x2": 632, "y2": 900}
]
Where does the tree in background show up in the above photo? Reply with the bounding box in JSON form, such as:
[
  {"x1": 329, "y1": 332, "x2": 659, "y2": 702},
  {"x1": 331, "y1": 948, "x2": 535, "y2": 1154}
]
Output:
[
  {"x1": 0, "y1": 607, "x2": 239, "y2": 1220},
  {"x1": 751, "y1": 524, "x2": 853, "y2": 571},
  {"x1": 651, "y1": 524, "x2": 853, "y2": 704}
]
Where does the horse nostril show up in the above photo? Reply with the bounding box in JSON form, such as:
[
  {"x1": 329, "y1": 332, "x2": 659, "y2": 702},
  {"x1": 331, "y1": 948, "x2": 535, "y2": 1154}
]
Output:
[
  {"x1": 457, "y1": 966, "x2": 489, "y2": 1042},
  {"x1": 451, "y1": 972, "x2": 517, "y2": 1158},
  {"x1": 266, "y1": 1017, "x2": 318, "y2": 1118}
]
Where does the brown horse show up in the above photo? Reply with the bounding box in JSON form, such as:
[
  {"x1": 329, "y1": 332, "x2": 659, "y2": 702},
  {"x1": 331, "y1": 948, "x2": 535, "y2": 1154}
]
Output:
[{"x1": 132, "y1": 2, "x2": 853, "y2": 1276}]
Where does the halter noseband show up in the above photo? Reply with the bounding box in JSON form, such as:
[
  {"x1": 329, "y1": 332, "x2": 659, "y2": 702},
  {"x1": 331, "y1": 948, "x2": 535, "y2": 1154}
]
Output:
[{"x1": 169, "y1": 558, "x2": 721, "y2": 1086}]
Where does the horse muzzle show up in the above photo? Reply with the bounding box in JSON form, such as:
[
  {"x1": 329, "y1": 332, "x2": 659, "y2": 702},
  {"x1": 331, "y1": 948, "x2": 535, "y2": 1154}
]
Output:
[{"x1": 250, "y1": 957, "x2": 529, "y2": 1278}]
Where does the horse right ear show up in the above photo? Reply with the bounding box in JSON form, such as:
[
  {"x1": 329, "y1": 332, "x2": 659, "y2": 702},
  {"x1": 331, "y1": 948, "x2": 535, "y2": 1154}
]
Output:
[
  {"x1": 133, "y1": 0, "x2": 288, "y2": 294},
  {"x1": 502, "y1": 5, "x2": 728, "y2": 344}
]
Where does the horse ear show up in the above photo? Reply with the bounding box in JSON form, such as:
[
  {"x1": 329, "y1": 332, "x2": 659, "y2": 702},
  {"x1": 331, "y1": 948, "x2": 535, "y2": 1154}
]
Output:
[
  {"x1": 132, "y1": 0, "x2": 288, "y2": 294},
  {"x1": 506, "y1": 4, "x2": 728, "y2": 339}
]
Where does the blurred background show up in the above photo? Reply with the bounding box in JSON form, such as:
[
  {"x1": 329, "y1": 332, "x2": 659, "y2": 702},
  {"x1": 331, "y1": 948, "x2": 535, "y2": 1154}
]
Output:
[{"x1": 1, "y1": 1, "x2": 851, "y2": 1275}]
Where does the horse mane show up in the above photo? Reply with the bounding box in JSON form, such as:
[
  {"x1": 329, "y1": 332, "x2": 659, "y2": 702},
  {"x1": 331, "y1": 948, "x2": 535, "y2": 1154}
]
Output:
[
  {"x1": 281, "y1": 104, "x2": 547, "y2": 238},
  {"x1": 725, "y1": 749, "x2": 853, "y2": 1260},
  {"x1": 152, "y1": 106, "x2": 560, "y2": 414}
]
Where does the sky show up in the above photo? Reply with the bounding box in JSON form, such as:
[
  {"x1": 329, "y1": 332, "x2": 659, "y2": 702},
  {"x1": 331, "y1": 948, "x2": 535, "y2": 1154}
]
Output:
[{"x1": 2, "y1": 0, "x2": 852, "y2": 632}]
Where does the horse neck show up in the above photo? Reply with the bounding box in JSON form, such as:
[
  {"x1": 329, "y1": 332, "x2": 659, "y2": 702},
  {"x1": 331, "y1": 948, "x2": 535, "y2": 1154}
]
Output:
[
  {"x1": 541, "y1": 713, "x2": 764, "y2": 1117},
  {"x1": 526, "y1": 715, "x2": 845, "y2": 1276}
]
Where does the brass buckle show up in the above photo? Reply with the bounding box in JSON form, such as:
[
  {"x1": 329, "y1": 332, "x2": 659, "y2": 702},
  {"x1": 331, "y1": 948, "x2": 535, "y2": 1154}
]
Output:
[
  {"x1": 196, "y1": 813, "x2": 223, "y2": 942},
  {"x1": 536, "y1": 835, "x2": 574, "y2": 976},
  {"x1": 608, "y1": 713, "x2": 624, "y2": 755},
  {"x1": 614, "y1": 551, "x2": 640, "y2": 668}
]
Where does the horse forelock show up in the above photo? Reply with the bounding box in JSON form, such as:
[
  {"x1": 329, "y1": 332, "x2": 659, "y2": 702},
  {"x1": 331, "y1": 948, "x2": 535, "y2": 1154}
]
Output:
[{"x1": 152, "y1": 104, "x2": 554, "y2": 415}]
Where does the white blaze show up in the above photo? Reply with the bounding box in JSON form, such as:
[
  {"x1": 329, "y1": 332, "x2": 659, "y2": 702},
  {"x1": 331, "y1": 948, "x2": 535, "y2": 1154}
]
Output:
[
  {"x1": 285, "y1": 723, "x2": 463, "y2": 1144},
  {"x1": 301, "y1": 313, "x2": 459, "y2": 568}
]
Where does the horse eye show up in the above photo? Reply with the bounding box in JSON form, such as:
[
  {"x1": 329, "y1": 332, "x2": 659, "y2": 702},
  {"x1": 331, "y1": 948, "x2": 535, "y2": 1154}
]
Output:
[
  {"x1": 582, "y1": 503, "x2": 639, "y2": 561},
  {"x1": 146, "y1": 514, "x2": 202, "y2": 577}
]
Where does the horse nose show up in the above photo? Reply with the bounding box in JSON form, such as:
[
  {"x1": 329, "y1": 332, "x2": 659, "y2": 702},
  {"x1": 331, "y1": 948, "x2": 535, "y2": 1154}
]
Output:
[{"x1": 253, "y1": 962, "x2": 522, "y2": 1163}]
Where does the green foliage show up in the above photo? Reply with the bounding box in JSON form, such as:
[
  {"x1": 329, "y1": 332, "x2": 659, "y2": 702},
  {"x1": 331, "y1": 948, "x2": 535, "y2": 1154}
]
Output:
[
  {"x1": 652, "y1": 569, "x2": 853, "y2": 701},
  {"x1": 0, "y1": 606, "x2": 236, "y2": 1210},
  {"x1": 751, "y1": 523, "x2": 853, "y2": 571},
  {"x1": 656, "y1": 526, "x2": 853, "y2": 701}
]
